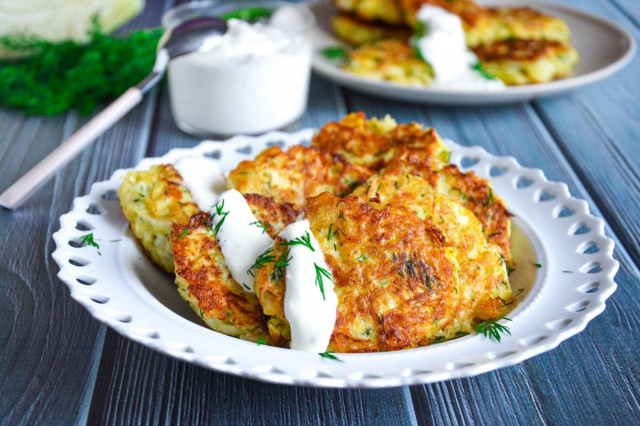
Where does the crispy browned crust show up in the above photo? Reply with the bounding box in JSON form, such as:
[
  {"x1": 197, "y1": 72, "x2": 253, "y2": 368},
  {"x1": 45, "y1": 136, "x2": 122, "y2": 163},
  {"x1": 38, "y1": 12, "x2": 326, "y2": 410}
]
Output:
[
  {"x1": 473, "y1": 39, "x2": 567, "y2": 62},
  {"x1": 401, "y1": 0, "x2": 490, "y2": 28},
  {"x1": 352, "y1": 174, "x2": 512, "y2": 321},
  {"x1": 311, "y1": 112, "x2": 450, "y2": 171},
  {"x1": 331, "y1": 12, "x2": 412, "y2": 46},
  {"x1": 255, "y1": 193, "x2": 466, "y2": 352},
  {"x1": 227, "y1": 145, "x2": 374, "y2": 207},
  {"x1": 168, "y1": 194, "x2": 298, "y2": 343},
  {"x1": 170, "y1": 212, "x2": 271, "y2": 342},
  {"x1": 437, "y1": 165, "x2": 513, "y2": 262}
]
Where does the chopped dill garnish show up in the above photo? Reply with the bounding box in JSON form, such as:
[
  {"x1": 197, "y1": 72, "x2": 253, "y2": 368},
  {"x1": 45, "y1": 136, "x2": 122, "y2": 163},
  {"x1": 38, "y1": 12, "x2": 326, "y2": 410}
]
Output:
[
  {"x1": 327, "y1": 223, "x2": 339, "y2": 241},
  {"x1": 475, "y1": 317, "x2": 512, "y2": 342},
  {"x1": 319, "y1": 351, "x2": 344, "y2": 362},
  {"x1": 515, "y1": 288, "x2": 526, "y2": 297},
  {"x1": 80, "y1": 233, "x2": 101, "y2": 255},
  {"x1": 507, "y1": 266, "x2": 516, "y2": 275},
  {"x1": 270, "y1": 248, "x2": 292, "y2": 281},
  {"x1": 257, "y1": 338, "x2": 266, "y2": 346},
  {"x1": 320, "y1": 46, "x2": 349, "y2": 62},
  {"x1": 562, "y1": 270, "x2": 574, "y2": 274},
  {"x1": 247, "y1": 247, "x2": 277, "y2": 278},
  {"x1": 282, "y1": 231, "x2": 315, "y2": 252},
  {"x1": 249, "y1": 220, "x2": 269, "y2": 234},
  {"x1": 314, "y1": 263, "x2": 333, "y2": 301},
  {"x1": 109, "y1": 239, "x2": 122, "y2": 243},
  {"x1": 533, "y1": 263, "x2": 542, "y2": 268},
  {"x1": 178, "y1": 228, "x2": 189, "y2": 240},
  {"x1": 483, "y1": 188, "x2": 495, "y2": 206},
  {"x1": 222, "y1": 7, "x2": 274, "y2": 23},
  {"x1": 212, "y1": 199, "x2": 229, "y2": 237},
  {"x1": 472, "y1": 62, "x2": 498, "y2": 80}
]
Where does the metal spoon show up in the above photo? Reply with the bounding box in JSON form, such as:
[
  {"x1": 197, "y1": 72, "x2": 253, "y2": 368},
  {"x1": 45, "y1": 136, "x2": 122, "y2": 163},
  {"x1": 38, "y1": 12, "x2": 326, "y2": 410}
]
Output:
[{"x1": 0, "y1": 17, "x2": 228, "y2": 210}]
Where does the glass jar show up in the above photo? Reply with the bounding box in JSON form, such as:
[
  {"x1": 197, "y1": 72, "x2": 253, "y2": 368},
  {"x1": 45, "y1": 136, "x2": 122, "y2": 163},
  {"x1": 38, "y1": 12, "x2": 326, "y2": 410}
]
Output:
[{"x1": 162, "y1": 1, "x2": 315, "y2": 138}]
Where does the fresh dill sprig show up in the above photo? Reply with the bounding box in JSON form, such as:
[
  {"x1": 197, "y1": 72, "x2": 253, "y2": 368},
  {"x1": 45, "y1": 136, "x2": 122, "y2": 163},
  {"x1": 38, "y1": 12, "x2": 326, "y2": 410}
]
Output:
[
  {"x1": 212, "y1": 199, "x2": 229, "y2": 237},
  {"x1": 319, "y1": 351, "x2": 344, "y2": 362},
  {"x1": 314, "y1": 263, "x2": 333, "y2": 301},
  {"x1": 247, "y1": 247, "x2": 277, "y2": 278},
  {"x1": 327, "y1": 223, "x2": 339, "y2": 241},
  {"x1": 80, "y1": 233, "x2": 100, "y2": 255},
  {"x1": 178, "y1": 228, "x2": 188, "y2": 240},
  {"x1": 475, "y1": 317, "x2": 512, "y2": 342},
  {"x1": 282, "y1": 231, "x2": 315, "y2": 252},
  {"x1": 320, "y1": 46, "x2": 349, "y2": 63},
  {"x1": 483, "y1": 187, "x2": 495, "y2": 207},
  {"x1": 270, "y1": 248, "x2": 292, "y2": 281},
  {"x1": 257, "y1": 338, "x2": 266, "y2": 346},
  {"x1": 0, "y1": 25, "x2": 163, "y2": 116},
  {"x1": 533, "y1": 263, "x2": 542, "y2": 269},
  {"x1": 249, "y1": 220, "x2": 268, "y2": 234}
]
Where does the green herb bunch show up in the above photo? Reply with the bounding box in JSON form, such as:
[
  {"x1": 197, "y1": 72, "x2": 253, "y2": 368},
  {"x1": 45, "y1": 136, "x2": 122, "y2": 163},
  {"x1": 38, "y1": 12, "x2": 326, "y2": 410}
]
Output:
[{"x1": 0, "y1": 22, "x2": 163, "y2": 116}]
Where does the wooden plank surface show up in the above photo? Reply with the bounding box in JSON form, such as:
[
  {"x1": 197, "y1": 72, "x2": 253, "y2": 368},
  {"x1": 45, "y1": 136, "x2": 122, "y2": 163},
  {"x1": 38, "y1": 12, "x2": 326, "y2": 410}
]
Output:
[{"x1": 1, "y1": 0, "x2": 639, "y2": 424}]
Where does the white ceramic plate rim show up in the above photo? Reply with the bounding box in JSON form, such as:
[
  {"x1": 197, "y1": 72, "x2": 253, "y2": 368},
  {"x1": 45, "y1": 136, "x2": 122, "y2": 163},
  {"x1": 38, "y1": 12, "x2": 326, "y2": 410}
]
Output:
[
  {"x1": 52, "y1": 129, "x2": 618, "y2": 388},
  {"x1": 309, "y1": 0, "x2": 637, "y2": 104}
]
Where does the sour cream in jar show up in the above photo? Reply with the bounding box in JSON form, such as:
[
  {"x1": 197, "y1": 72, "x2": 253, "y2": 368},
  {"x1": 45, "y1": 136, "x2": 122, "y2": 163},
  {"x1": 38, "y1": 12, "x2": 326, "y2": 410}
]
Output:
[{"x1": 164, "y1": 2, "x2": 315, "y2": 137}]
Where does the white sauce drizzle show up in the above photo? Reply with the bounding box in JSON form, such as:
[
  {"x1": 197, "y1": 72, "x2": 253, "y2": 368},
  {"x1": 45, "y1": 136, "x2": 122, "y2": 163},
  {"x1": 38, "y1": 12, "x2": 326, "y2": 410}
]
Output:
[
  {"x1": 211, "y1": 189, "x2": 274, "y2": 292},
  {"x1": 414, "y1": 5, "x2": 506, "y2": 90},
  {"x1": 173, "y1": 157, "x2": 226, "y2": 211},
  {"x1": 280, "y1": 220, "x2": 338, "y2": 352}
]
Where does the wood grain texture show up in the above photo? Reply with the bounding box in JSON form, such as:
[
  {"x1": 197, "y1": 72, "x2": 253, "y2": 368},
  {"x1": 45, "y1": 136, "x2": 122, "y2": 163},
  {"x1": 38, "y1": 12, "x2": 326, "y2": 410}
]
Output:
[{"x1": 2, "y1": 0, "x2": 640, "y2": 424}]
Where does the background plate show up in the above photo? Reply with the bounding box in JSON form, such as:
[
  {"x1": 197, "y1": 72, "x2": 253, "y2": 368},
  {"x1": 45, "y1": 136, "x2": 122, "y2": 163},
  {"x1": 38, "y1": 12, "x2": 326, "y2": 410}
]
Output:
[
  {"x1": 52, "y1": 130, "x2": 618, "y2": 388},
  {"x1": 310, "y1": 0, "x2": 636, "y2": 105}
]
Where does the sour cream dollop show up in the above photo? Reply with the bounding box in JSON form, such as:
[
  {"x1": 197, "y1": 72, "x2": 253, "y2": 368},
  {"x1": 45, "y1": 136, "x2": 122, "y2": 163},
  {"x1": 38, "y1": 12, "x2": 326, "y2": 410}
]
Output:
[
  {"x1": 211, "y1": 189, "x2": 274, "y2": 292},
  {"x1": 280, "y1": 220, "x2": 338, "y2": 352},
  {"x1": 173, "y1": 157, "x2": 226, "y2": 211},
  {"x1": 414, "y1": 5, "x2": 505, "y2": 90}
]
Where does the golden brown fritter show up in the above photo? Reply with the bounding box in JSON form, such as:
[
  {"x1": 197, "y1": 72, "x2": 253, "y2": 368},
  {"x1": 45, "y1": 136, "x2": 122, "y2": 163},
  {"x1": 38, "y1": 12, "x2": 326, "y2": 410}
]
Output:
[
  {"x1": 118, "y1": 164, "x2": 199, "y2": 273},
  {"x1": 352, "y1": 174, "x2": 512, "y2": 321},
  {"x1": 331, "y1": 12, "x2": 411, "y2": 46},
  {"x1": 334, "y1": 0, "x2": 406, "y2": 25},
  {"x1": 473, "y1": 39, "x2": 579, "y2": 85},
  {"x1": 311, "y1": 112, "x2": 451, "y2": 171},
  {"x1": 170, "y1": 195, "x2": 298, "y2": 343},
  {"x1": 255, "y1": 193, "x2": 472, "y2": 352},
  {"x1": 380, "y1": 157, "x2": 513, "y2": 263},
  {"x1": 487, "y1": 7, "x2": 570, "y2": 44},
  {"x1": 227, "y1": 145, "x2": 374, "y2": 207},
  {"x1": 341, "y1": 39, "x2": 434, "y2": 85}
]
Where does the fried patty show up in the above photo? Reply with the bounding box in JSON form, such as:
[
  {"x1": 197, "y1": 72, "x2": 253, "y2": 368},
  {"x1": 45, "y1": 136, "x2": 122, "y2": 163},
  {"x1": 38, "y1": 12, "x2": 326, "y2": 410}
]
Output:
[
  {"x1": 254, "y1": 193, "x2": 470, "y2": 352},
  {"x1": 473, "y1": 39, "x2": 579, "y2": 85},
  {"x1": 227, "y1": 145, "x2": 374, "y2": 207},
  {"x1": 352, "y1": 174, "x2": 512, "y2": 320},
  {"x1": 486, "y1": 7, "x2": 570, "y2": 44},
  {"x1": 334, "y1": 0, "x2": 406, "y2": 25},
  {"x1": 332, "y1": 12, "x2": 411, "y2": 46},
  {"x1": 170, "y1": 195, "x2": 298, "y2": 342},
  {"x1": 343, "y1": 37, "x2": 578, "y2": 86},
  {"x1": 311, "y1": 112, "x2": 451, "y2": 171},
  {"x1": 312, "y1": 113, "x2": 512, "y2": 261},
  {"x1": 118, "y1": 164, "x2": 200, "y2": 273}
]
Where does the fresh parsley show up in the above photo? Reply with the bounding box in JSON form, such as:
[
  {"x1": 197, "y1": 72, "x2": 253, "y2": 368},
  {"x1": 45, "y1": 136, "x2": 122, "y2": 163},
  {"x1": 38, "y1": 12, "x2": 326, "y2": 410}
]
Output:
[
  {"x1": 178, "y1": 228, "x2": 188, "y2": 240},
  {"x1": 257, "y1": 338, "x2": 266, "y2": 346},
  {"x1": 320, "y1": 46, "x2": 349, "y2": 63}
]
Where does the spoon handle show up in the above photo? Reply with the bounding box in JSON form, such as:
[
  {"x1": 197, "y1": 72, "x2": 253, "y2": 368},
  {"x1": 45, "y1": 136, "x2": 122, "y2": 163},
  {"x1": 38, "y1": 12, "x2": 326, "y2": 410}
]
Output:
[{"x1": 0, "y1": 87, "x2": 143, "y2": 210}]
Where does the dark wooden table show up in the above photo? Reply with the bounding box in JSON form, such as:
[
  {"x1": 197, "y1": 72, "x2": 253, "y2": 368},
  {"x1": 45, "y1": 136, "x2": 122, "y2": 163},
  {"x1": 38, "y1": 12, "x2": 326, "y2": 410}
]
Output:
[{"x1": 2, "y1": 0, "x2": 639, "y2": 424}]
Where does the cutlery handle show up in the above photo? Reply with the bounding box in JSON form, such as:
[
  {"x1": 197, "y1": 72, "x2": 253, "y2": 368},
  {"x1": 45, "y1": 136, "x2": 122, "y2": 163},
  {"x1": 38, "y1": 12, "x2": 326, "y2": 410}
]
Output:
[{"x1": 0, "y1": 87, "x2": 143, "y2": 210}]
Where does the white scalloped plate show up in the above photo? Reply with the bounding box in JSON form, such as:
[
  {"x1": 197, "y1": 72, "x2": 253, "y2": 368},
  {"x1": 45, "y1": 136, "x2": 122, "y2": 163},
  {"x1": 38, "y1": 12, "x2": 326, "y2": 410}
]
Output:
[{"x1": 52, "y1": 129, "x2": 618, "y2": 388}]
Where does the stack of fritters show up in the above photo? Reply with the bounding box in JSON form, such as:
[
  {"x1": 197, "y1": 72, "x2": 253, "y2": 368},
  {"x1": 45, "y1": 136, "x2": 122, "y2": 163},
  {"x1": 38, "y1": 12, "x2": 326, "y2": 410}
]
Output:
[
  {"x1": 118, "y1": 113, "x2": 514, "y2": 352},
  {"x1": 332, "y1": 0, "x2": 579, "y2": 85}
]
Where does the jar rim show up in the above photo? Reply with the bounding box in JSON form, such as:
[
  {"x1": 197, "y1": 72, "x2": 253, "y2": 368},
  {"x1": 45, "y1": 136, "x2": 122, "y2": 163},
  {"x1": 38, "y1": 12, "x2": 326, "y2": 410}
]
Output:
[{"x1": 162, "y1": 0, "x2": 315, "y2": 37}]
